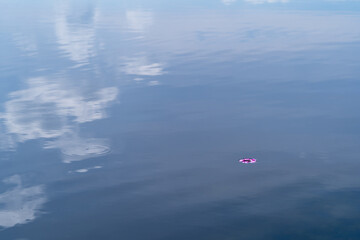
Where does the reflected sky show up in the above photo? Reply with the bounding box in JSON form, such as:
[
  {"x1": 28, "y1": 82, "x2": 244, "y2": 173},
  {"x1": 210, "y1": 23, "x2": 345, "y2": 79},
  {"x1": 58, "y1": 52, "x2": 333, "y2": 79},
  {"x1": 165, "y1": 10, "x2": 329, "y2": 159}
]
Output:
[
  {"x1": 1, "y1": 0, "x2": 360, "y2": 239},
  {"x1": 126, "y1": 10, "x2": 154, "y2": 33},
  {"x1": 0, "y1": 175, "x2": 46, "y2": 229},
  {"x1": 0, "y1": 77, "x2": 117, "y2": 162},
  {"x1": 123, "y1": 56, "x2": 164, "y2": 77},
  {"x1": 245, "y1": 0, "x2": 289, "y2": 4},
  {"x1": 55, "y1": 3, "x2": 99, "y2": 67}
]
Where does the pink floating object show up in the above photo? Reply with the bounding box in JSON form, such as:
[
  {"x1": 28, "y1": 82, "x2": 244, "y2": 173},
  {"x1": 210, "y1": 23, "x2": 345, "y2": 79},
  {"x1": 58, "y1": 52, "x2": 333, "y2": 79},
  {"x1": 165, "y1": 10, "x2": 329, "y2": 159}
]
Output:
[{"x1": 239, "y1": 158, "x2": 256, "y2": 164}]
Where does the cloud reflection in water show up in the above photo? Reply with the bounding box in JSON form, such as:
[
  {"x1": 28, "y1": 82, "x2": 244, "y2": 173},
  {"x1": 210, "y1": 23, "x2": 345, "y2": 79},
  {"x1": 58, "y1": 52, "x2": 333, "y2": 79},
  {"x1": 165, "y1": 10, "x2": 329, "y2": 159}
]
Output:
[
  {"x1": 245, "y1": 0, "x2": 288, "y2": 4},
  {"x1": 0, "y1": 77, "x2": 118, "y2": 162},
  {"x1": 13, "y1": 33, "x2": 38, "y2": 57},
  {"x1": 0, "y1": 175, "x2": 46, "y2": 229},
  {"x1": 221, "y1": 0, "x2": 237, "y2": 5},
  {"x1": 126, "y1": 10, "x2": 154, "y2": 33},
  {"x1": 123, "y1": 57, "x2": 164, "y2": 77},
  {"x1": 44, "y1": 135, "x2": 110, "y2": 163},
  {"x1": 55, "y1": 4, "x2": 99, "y2": 67}
]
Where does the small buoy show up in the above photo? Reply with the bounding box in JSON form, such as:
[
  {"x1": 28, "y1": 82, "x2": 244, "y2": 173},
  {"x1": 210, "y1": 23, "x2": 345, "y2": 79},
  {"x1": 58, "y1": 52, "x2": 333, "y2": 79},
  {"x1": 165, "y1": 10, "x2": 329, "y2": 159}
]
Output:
[{"x1": 239, "y1": 158, "x2": 256, "y2": 164}]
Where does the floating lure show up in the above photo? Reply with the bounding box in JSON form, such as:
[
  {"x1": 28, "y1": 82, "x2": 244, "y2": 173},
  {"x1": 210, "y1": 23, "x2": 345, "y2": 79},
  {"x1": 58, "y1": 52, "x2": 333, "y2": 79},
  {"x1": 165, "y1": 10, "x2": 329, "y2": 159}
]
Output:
[{"x1": 239, "y1": 158, "x2": 256, "y2": 164}]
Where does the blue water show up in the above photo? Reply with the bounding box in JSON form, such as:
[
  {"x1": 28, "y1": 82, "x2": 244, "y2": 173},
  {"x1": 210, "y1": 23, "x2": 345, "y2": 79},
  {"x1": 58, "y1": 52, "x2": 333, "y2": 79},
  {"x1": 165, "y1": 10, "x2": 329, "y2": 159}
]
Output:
[{"x1": 1, "y1": 0, "x2": 360, "y2": 239}]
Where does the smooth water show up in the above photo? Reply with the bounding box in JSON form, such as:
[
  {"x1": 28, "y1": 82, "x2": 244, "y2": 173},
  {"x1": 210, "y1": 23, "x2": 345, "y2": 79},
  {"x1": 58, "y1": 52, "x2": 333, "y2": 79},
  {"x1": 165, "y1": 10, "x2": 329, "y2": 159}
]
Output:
[{"x1": 1, "y1": 0, "x2": 360, "y2": 239}]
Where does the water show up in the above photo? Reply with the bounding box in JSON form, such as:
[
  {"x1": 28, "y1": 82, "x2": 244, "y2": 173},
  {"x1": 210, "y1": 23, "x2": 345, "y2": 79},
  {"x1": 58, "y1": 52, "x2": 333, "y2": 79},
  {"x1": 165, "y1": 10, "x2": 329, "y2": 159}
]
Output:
[{"x1": 1, "y1": 0, "x2": 360, "y2": 239}]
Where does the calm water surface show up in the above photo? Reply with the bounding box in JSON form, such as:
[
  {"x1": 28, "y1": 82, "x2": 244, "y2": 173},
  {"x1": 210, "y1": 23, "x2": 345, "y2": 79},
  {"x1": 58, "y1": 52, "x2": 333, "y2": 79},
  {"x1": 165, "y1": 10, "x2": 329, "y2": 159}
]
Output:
[{"x1": 1, "y1": 0, "x2": 360, "y2": 239}]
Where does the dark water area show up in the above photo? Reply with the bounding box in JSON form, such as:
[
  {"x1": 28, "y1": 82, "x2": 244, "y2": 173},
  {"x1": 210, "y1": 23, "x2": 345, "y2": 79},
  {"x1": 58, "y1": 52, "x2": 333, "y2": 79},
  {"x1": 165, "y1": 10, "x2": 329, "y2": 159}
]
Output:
[{"x1": 1, "y1": 0, "x2": 360, "y2": 239}]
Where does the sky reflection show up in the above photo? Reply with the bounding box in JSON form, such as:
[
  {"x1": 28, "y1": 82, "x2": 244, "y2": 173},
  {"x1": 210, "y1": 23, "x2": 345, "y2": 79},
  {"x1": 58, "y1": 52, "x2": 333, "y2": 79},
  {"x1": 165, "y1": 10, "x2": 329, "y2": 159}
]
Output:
[
  {"x1": 123, "y1": 56, "x2": 165, "y2": 77},
  {"x1": 0, "y1": 0, "x2": 360, "y2": 238},
  {"x1": 55, "y1": 3, "x2": 99, "y2": 67},
  {"x1": 126, "y1": 10, "x2": 154, "y2": 33},
  {"x1": 0, "y1": 77, "x2": 117, "y2": 162},
  {"x1": 222, "y1": 0, "x2": 237, "y2": 5},
  {"x1": 0, "y1": 175, "x2": 46, "y2": 229},
  {"x1": 245, "y1": 0, "x2": 288, "y2": 4}
]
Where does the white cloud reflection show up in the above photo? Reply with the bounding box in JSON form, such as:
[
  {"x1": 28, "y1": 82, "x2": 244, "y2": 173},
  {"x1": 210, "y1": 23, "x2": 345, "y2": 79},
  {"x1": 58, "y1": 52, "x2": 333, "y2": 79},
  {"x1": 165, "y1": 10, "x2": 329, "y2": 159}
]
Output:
[
  {"x1": 126, "y1": 10, "x2": 153, "y2": 33},
  {"x1": 123, "y1": 57, "x2": 164, "y2": 76},
  {"x1": 222, "y1": 0, "x2": 237, "y2": 5},
  {"x1": 245, "y1": 0, "x2": 288, "y2": 3},
  {"x1": 55, "y1": 5, "x2": 99, "y2": 66},
  {"x1": 69, "y1": 165, "x2": 103, "y2": 174},
  {"x1": 148, "y1": 80, "x2": 160, "y2": 86},
  {"x1": 13, "y1": 33, "x2": 38, "y2": 57},
  {"x1": 0, "y1": 175, "x2": 46, "y2": 229},
  {"x1": 44, "y1": 135, "x2": 110, "y2": 163},
  {"x1": 0, "y1": 77, "x2": 118, "y2": 162}
]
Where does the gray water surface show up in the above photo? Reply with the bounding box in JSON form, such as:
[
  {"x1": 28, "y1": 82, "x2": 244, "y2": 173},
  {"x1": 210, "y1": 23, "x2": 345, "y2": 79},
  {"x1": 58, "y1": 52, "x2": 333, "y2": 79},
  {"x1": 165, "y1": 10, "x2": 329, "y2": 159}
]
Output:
[{"x1": 1, "y1": 0, "x2": 360, "y2": 239}]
